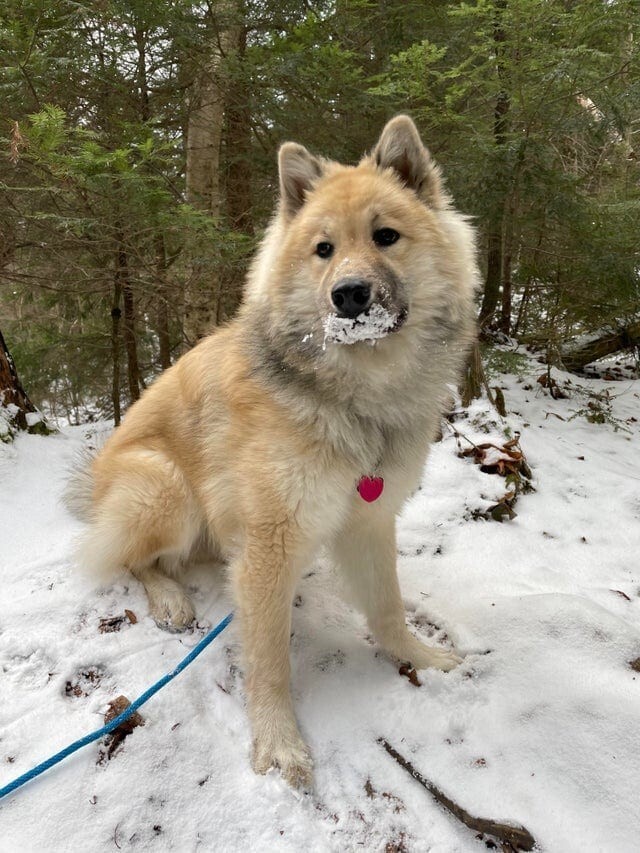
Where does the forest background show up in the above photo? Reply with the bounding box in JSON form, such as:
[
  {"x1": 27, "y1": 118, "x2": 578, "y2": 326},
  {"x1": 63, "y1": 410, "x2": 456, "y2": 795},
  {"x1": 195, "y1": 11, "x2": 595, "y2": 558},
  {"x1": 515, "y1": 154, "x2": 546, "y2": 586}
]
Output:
[{"x1": 1, "y1": 0, "x2": 638, "y2": 429}]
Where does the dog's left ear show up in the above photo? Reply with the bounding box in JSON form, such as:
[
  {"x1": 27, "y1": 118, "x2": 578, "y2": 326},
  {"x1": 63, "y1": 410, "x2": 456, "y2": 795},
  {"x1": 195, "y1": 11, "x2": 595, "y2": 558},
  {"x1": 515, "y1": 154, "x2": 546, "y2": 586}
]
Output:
[
  {"x1": 278, "y1": 142, "x2": 323, "y2": 218},
  {"x1": 373, "y1": 115, "x2": 444, "y2": 208}
]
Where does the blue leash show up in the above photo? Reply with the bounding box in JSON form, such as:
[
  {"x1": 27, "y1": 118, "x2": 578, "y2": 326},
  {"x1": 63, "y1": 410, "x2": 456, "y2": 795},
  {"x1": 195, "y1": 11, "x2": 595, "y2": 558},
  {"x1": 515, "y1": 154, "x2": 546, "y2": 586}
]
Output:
[{"x1": 0, "y1": 611, "x2": 233, "y2": 802}]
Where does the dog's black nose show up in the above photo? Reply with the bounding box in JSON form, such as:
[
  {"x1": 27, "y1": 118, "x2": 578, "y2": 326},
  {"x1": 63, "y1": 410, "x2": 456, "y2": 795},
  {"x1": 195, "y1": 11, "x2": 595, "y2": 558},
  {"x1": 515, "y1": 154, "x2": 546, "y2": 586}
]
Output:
[{"x1": 331, "y1": 279, "x2": 372, "y2": 318}]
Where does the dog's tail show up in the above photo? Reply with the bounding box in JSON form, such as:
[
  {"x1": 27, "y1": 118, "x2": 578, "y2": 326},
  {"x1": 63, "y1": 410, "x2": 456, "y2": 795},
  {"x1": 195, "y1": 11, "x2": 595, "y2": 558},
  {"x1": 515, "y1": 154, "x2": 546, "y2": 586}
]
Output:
[{"x1": 63, "y1": 446, "x2": 97, "y2": 521}]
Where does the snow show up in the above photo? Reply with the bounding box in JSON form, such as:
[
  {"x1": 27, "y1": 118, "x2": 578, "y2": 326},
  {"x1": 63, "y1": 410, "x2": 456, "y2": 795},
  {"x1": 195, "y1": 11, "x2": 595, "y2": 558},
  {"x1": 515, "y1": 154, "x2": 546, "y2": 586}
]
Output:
[
  {"x1": 1, "y1": 354, "x2": 640, "y2": 852},
  {"x1": 0, "y1": 407, "x2": 12, "y2": 440},
  {"x1": 583, "y1": 351, "x2": 639, "y2": 381},
  {"x1": 322, "y1": 303, "x2": 399, "y2": 345}
]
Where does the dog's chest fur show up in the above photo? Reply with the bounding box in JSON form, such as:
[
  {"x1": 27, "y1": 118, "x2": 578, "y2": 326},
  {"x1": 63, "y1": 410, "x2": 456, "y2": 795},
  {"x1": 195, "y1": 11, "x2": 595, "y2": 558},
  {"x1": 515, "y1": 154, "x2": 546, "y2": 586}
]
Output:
[{"x1": 248, "y1": 325, "x2": 450, "y2": 482}]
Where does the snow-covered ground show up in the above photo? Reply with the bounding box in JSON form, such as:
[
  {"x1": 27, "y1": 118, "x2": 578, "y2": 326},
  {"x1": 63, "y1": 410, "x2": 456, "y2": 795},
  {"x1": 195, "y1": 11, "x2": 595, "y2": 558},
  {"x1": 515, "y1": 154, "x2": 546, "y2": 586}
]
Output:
[{"x1": 1, "y1": 354, "x2": 639, "y2": 852}]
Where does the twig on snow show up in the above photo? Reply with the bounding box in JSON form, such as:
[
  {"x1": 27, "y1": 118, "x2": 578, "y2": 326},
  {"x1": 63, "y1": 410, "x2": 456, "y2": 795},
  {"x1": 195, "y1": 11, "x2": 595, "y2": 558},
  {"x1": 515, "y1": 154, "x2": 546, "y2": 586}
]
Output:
[{"x1": 378, "y1": 739, "x2": 536, "y2": 851}]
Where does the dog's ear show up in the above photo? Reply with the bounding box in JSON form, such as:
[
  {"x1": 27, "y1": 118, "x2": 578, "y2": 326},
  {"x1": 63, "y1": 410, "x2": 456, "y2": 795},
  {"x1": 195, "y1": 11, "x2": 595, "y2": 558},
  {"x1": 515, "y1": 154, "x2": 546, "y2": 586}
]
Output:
[
  {"x1": 278, "y1": 142, "x2": 323, "y2": 217},
  {"x1": 373, "y1": 115, "x2": 444, "y2": 208}
]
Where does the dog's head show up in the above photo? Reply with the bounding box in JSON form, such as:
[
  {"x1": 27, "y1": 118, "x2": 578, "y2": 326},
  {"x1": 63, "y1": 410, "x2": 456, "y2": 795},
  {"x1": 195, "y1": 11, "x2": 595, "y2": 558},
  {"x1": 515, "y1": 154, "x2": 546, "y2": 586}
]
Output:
[{"x1": 246, "y1": 116, "x2": 477, "y2": 378}]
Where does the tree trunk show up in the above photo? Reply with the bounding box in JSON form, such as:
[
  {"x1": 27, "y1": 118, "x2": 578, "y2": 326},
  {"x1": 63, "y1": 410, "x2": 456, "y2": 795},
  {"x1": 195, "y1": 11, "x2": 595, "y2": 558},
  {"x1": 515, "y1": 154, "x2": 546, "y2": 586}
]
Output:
[
  {"x1": 123, "y1": 284, "x2": 140, "y2": 404},
  {"x1": 158, "y1": 296, "x2": 171, "y2": 371},
  {"x1": 0, "y1": 327, "x2": 47, "y2": 434},
  {"x1": 479, "y1": 232, "x2": 503, "y2": 327},
  {"x1": 220, "y1": 16, "x2": 253, "y2": 324},
  {"x1": 478, "y1": 2, "x2": 510, "y2": 331},
  {"x1": 184, "y1": 1, "x2": 238, "y2": 345},
  {"x1": 134, "y1": 24, "x2": 150, "y2": 123},
  {"x1": 460, "y1": 339, "x2": 484, "y2": 408},
  {"x1": 500, "y1": 135, "x2": 527, "y2": 336},
  {"x1": 156, "y1": 235, "x2": 171, "y2": 371},
  {"x1": 499, "y1": 258, "x2": 512, "y2": 335},
  {"x1": 111, "y1": 280, "x2": 122, "y2": 426},
  {"x1": 116, "y1": 237, "x2": 141, "y2": 404},
  {"x1": 185, "y1": 53, "x2": 227, "y2": 213}
]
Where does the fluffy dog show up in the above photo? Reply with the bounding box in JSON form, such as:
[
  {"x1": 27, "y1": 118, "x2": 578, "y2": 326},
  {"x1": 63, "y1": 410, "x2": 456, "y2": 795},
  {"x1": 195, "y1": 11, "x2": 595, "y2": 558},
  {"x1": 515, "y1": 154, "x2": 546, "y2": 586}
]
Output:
[{"x1": 67, "y1": 116, "x2": 479, "y2": 788}]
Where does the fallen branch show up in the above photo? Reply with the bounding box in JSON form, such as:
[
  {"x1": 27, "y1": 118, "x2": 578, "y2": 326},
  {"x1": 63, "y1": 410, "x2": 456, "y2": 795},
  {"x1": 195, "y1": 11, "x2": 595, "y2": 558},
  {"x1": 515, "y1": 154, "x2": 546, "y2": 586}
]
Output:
[
  {"x1": 379, "y1": 738, "x2": 536, "y2": 851},
  {"x1": 561, "y1": 318, "x2": 640, "y2": 373},
  {"x1": 445, "y1": 426, "x2": 533, "y2": 521}
]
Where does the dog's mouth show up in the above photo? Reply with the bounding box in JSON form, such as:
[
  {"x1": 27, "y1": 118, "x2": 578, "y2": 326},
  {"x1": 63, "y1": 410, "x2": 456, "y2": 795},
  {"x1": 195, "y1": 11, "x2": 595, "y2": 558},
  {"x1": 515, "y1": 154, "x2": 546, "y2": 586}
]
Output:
[{"x1": 322, "y1": 303, "x2": 407, "y2": 346}]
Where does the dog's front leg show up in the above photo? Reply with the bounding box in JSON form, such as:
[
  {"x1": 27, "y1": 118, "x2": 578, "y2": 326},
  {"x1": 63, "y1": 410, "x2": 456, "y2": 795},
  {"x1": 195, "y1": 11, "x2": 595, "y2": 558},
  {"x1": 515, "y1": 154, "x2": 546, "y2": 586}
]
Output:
[
  {"x1": 332, "y1": 507, "x2": 462, "y2": 672},
  {"x1": 232, "y1": 527, "x2": 312, "y2": 789}
]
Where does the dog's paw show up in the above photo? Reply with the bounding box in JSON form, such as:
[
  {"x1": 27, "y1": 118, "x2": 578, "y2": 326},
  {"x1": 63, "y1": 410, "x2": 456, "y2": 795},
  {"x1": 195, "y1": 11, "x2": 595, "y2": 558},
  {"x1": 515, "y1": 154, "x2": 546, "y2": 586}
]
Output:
[
  {"x1": 154, "y1": 616, "x2": 194, "y2": 634},
  {"x1": 252, "y1": 734, "x2": 314, "y2": 790},
  {"x1": 150, "y1": 588, "x2": 195, "y2": 633},
  {"x1": 392, "y1": 633, "x2": 462, "y2": 672},
  {"x1": 414, "y1": 645, "x2": 463, "y2": 672}
]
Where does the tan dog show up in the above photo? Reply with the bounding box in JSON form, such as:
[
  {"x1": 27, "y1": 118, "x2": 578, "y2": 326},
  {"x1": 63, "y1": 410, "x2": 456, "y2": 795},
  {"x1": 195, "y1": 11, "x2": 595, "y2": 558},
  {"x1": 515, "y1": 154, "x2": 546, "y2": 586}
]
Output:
[{"x1": 67, "y1": 116, "x2": 479, "y2": 788}]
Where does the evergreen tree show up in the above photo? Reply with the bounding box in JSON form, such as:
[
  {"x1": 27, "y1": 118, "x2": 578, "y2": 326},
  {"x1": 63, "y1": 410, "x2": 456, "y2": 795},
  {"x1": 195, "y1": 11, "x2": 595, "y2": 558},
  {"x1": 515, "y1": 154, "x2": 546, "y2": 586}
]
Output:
[{"x1": 1, "y1": 0, "x2": 638, "y2": 421}]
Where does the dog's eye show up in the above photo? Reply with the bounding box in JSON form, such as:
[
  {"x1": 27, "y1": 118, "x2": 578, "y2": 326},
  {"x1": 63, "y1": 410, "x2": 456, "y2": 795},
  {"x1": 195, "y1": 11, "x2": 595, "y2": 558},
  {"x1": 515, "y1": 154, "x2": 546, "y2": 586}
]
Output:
[
  {"x1": 315, "y1": 241, "x2": 334, "y2": 259},
  {"x1": 373, "y1": 228, "x2": 400, "y2": 248}
]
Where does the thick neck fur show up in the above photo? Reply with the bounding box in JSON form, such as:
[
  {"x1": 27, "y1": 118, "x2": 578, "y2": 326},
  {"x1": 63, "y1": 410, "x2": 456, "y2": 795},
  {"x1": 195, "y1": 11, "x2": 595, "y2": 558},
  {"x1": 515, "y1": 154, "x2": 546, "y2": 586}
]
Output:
[{"x1": 242, "y1": 300, "x2": 473, "y2": 473}]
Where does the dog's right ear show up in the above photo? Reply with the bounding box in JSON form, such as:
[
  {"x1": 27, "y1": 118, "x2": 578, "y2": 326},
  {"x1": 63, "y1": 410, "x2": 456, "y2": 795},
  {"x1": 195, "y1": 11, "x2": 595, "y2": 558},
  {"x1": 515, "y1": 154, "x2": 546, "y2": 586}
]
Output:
[{"x1": 278, "y1": 142, "x2": 323, "y2": 217}]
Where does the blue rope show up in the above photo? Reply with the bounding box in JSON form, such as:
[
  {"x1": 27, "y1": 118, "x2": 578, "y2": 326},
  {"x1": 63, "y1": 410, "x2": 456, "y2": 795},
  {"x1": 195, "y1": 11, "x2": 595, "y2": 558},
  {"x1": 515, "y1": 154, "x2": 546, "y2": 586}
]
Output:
[{"x1": 0, "y1": 611, "x2": 233, "y2": 802}]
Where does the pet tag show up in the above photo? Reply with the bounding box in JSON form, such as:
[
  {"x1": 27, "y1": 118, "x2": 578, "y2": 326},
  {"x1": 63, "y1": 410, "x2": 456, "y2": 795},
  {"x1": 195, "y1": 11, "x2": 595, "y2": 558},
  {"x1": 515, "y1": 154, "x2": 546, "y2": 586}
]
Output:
[{"x1": 357, "y1": 475, "x2": 384, "y2": 502}]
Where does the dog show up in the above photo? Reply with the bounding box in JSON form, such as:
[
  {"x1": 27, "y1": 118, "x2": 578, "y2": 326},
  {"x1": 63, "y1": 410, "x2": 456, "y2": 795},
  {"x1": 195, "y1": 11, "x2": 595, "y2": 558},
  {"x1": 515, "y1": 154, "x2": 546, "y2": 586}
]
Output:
[{"x1": 66, "y1": 115, "x2": 479, "y2": 788}]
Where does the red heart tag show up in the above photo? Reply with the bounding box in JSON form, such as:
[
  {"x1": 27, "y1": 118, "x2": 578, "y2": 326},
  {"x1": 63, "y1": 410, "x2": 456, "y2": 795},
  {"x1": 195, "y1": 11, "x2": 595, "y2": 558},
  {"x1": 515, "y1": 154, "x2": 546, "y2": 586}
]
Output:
[{"x1": 357, "y1": 476, "x2": 384, "y2": 502}]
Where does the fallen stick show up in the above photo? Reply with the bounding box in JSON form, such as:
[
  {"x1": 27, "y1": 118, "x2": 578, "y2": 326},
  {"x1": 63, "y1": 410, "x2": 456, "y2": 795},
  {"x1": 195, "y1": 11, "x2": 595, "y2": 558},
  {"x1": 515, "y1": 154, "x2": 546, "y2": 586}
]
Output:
[{"x1": 378, "y1": 738, "x2": 536, "y2": 851}]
